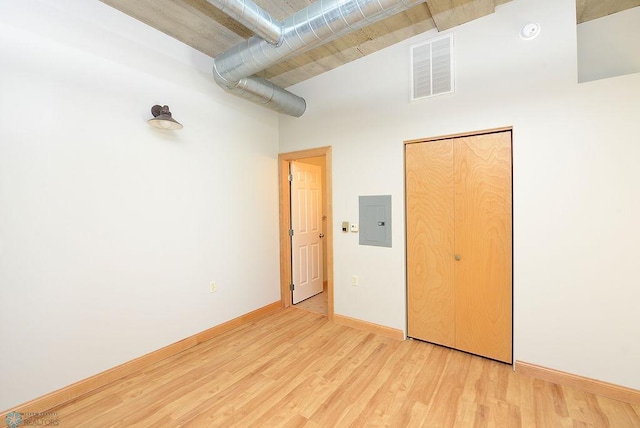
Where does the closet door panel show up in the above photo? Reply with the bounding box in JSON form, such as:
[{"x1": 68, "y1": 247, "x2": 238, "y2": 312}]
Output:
[
  {"x1": 453, "y1": 132, "x2": 512, "y2": 363},
  {"x1": 406, "y1": 141, "x2": 456, "y2": 346}
]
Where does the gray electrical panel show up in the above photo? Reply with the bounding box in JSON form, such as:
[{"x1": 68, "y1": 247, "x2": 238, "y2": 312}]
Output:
[{"x1": 359, "y1": 195, "x2": 392, "y2": 247}]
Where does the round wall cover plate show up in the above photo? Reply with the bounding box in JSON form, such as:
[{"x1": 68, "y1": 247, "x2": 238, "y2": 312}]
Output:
[{"x1": 520, "y1": 23, "x2": 541, "y2": 40}]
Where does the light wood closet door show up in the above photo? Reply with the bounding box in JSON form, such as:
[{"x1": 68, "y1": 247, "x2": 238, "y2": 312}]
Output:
[
  {"x1": 406, "y1": 140, "x2": 456, "y2": 347},
  {"x1": 406, "y1": 130, "x2": 512, "y2": 363},
  {"x1": 453, "y1": 132, "x2": 512, "y2": 363}
]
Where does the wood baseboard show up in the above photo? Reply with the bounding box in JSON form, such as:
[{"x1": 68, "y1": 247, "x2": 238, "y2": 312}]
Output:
[
  {"x1": 2, "y1": 301, "x2": 282, "y2": 417},
  {"x1": 515, "y1": 361, "x2": 640, "y2": 405},
  {"x1": 333, "y1": 314, "x2": 404, "y2": 341}
]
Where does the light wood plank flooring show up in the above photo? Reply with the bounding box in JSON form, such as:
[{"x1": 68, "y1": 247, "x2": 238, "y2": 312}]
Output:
[
  {"x1": 46, "y1": 308, "x2": 639, "y2": 427},
  {"x1": 294, "y1": 291, "x2": 327, "y2": 315}
]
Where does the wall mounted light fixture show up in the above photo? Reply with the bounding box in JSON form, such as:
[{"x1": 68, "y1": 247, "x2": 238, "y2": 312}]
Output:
[{"x1": 147, "y1": 105, "x2": 183, "y2": 130}]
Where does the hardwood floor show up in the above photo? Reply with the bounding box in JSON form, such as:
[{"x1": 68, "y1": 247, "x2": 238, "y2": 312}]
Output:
[
  {"x1": 46, "y1": 308, "x2": 639, "y2": 427},
  {"x1": 294, "y1": 291, "x2": 327, "y2": 315}
]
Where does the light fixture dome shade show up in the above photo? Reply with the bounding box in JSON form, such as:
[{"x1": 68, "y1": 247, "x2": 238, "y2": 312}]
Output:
[
  {"x1": 148, "y1": 105, "x2": 183, "y2": 130},
  {"x1": 520, "y1": 23, "x2": 541, "y2": 40}
]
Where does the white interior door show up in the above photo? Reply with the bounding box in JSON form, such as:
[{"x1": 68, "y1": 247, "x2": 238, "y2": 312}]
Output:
[{"x1": 291, "y1": 161, "x2": 324, "y2": 304}]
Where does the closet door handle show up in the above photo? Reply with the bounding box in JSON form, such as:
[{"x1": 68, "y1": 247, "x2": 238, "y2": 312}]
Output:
[{"x1": 454, "y1": 254, "x2": 461, "y2": 261}]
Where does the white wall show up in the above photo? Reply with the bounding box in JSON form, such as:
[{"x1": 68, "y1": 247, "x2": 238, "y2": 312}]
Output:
[
  {"x1": 280, "y1": 0, "x2": 640, "y2": 389},
  {"x1": 578, "y1": 6, "x2": 640, "y2": 83},
  {"x1": 0, "y1": 0, "x2": 281, "y2": 410}
]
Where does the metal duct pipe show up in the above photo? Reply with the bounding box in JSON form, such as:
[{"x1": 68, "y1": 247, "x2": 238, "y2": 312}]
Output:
[
  {"x1": 213, "y1": 71, "x2": 306, "y2": 117},
  {"x1": 215, "y1": 0, "x2": 425, "y2": 82},
  {"x1": 205, "y1": 0, "x2": 282, "y2": 45},
  {"x1": 213, "y1": 0, "x2": 426, "y2": 116}
]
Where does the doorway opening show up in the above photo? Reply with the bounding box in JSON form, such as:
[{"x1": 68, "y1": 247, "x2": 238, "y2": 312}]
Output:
[{"x1": 278, "y1": 147, "x2": 334, "y2": 320}]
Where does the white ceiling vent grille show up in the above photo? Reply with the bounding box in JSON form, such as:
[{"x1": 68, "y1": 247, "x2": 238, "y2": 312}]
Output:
[{"x1": 411, "y1": 34, "x2": 454, "y2": 100}]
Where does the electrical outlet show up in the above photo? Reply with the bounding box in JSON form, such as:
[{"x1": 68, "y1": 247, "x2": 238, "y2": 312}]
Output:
[
  {"x1": 210, "y1": 281, "x2": 217, "y2": 293},
  {"x1": 351, "y1": 275, "x2": 358, "y2": 286}
]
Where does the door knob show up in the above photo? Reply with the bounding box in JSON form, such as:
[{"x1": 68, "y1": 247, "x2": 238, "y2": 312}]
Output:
[
  {"x1": 454, "y1": 254, "x2": 461, "y2": 261},
  {"x1": 319, "y1": 233, "x2": 325, "y2": 238}
]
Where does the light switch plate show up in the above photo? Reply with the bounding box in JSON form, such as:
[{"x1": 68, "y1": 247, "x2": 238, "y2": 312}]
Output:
[{"x1": 350, "y1": 223, "x2": 358, "y2": 232}]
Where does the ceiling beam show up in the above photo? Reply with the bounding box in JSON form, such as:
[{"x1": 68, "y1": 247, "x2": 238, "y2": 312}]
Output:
[
  {"x1": 99, "y1": 0, "x2": 250, "y2": 57},
  {"x1": 576, "y1": 0, "x2": 640, "y2": 24},
  {"x1": 425, "y1": 0, "x2": 495, "y2": 31}
]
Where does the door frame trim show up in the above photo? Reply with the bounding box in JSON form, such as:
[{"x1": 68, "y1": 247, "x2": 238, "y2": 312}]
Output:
[
  {"x1": 278, "y1": 146, "x2": 334, "y2": 320},
  {"x1": 404, "y1": 126, "x2": 513, "y2": 146}
]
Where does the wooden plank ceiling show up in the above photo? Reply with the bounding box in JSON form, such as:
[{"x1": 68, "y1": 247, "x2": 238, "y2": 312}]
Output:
[
  {"x1": 576, "y1": 0, "x2": 640, "y2": 23},
  {"x1": 99, "y1": 0, "x2": 638, "y2": 88}
]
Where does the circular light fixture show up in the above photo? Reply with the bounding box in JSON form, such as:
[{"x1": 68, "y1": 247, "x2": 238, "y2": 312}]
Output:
[
  {"x1": 520, "y1": 23, "x2": 541, "y2": 40},
  {"x1": 148, "y1": 105, "x2": 183, "y2": 130}
]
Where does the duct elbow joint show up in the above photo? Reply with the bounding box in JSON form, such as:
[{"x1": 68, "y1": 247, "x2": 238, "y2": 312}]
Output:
[
  {"x1": 212, "y1": 61, "x2": 232, "y2": 89},
  {"x1": 211, "y1": 65, "x2": 306, "y2": 117}
]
